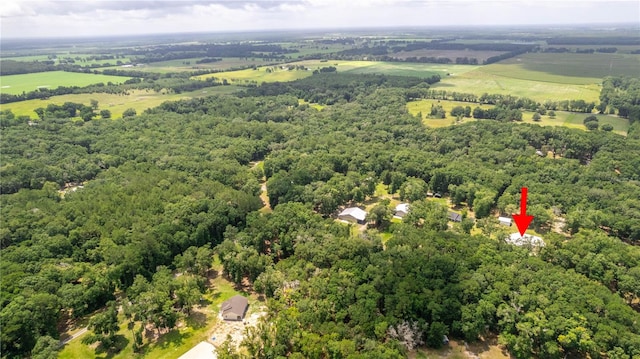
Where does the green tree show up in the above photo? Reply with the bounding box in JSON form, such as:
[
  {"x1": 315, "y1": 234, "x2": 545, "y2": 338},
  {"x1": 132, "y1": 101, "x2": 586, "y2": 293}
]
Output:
[
  {"x1": 122, "y1": 108, "x2": 137, "y2": 118},
  {"x1": 100, "y1": 109, "x2": 111, "y2": 119},
  {"x1": 31, "y1": 336, "x2": 60, "y2": 359}
]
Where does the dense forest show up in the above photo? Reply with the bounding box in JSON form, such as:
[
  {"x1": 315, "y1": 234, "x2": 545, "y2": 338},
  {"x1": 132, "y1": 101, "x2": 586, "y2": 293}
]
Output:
[{"x1": 1, "y1": 73, "x2": 640, "y2": 358}]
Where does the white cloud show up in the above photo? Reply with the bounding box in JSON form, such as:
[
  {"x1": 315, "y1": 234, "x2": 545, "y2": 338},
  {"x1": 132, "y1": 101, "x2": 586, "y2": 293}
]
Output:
[{"x1": 1, "y1": 0, "x2": 638, "y2": 38}]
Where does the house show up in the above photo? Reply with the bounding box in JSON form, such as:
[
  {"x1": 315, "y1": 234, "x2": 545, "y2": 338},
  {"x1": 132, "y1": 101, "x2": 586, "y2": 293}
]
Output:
[
  {"x1": 507, "y1": 233, "x2": 545, "y2": 247},
  {"x1": 448, "y1": 211, "x2": 462, "y2": 222},
  {"x1": 220, "y1": 295, "x2": 248, "y2": 321},
  {"x1": 498, "y1": 216, "x2": 512, "y2": 226},
  {"x1": 338, "y1": 207, "x2": 368, "y2": 224},
  {"x1": 394, "y1": 203, "x2": 410, "y2": 218}
]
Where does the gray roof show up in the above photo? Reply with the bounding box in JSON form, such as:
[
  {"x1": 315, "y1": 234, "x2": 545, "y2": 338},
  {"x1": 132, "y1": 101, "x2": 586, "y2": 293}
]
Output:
[
  {"x1": 221, "y1": 295, "x2": 248, "y2": 316},
  {"x1": 448, "y1": 211, "x2": 462, "y2": 222},
  {"x1": 339, "y1": 207, "x2": 367, "y2": 221}
]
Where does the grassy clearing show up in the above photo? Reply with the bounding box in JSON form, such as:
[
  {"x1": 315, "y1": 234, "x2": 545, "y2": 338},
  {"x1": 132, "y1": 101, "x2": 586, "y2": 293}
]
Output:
[
  {"x1": 298, "y1": 98, "x2": 325, "y2": 111},
  {"x1": 521, "y1": 111, "x2": 629, "y2": 135},
  {"x1": 2, "y1": 86, "x2": 239, "y2": 119},
  {"x1": 407, "y1": 99, "x2": 494, "y2": 128},
  {"x1": 407, "y1": 99, "x2": 629, "y2": 135},
  {"x1": 195, "y1": 65, "x2": 313, "y2": 84},
  {"x1": 0, "y1": 71, "x2": 132, "y2": 95},
  {"x1": 486, "y1": 52, "x2": 640, "y2": 82}
]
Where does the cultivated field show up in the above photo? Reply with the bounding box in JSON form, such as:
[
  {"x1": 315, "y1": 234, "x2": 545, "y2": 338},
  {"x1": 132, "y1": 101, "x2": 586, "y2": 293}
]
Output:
[
  {"x1": 391, "y1": 49, "x2": 507, "y2": 62},
  {"x1": 432, "y1": 69, "x2": 602, "y2": 103},
  {"x1": 109, "y1": 57, "x2": 282, "y2": 74},
  {"x1": 2, "y1": 53, "x2": 136, "y2": 66},
  {"x1": 2, "y1": 86, "x2": 239, "y2": 119},
  {"x1": 0, "y1": 71, "x2": 132, "y2": 95},
  {"x1": 197, "y1": 60, "x2": 478, "y2": 84},
  {"x1": 482, "y1": 52, "x2": 640, "y2": 83}
]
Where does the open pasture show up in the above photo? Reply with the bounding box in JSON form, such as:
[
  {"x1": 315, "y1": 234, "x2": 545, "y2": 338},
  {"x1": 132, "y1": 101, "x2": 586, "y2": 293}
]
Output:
[
  {"x1": 521, "y1": 110, "x2": 630, "y2": 135},
  {"x1": 407, "y1": 99, "x2": 495, "y2": 128},
  {"x1": 407, "y1": 99, "x2": 629, "y2": 135},
  {"x1": 0, "y1": 71, "x2": 132, "y2": 95},
  {"x1": 2, "y1": 85, "x2": 239, "y2": 119}
]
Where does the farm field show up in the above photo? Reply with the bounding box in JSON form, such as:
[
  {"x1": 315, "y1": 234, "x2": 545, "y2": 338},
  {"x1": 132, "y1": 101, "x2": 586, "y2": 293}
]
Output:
[
  {"x1": 109, "y1": 57, "x2": 282, "y2": 74},
  {"x1": 407, "y1": 99, "x2": 630, "y2": 135},
  {"x1": 197, "y1": 60, "x2": 478, "y2": 84},
  {"x1": 0, "y1": 71, "x2": 132, "y2": 95},
  {"x1": 2, "y1": 85, "x2": 239, "y2": 119},
  {"x1": 2, "y1": 53, "x2": 136, "y2": 66},
  {"x1": 432, "y1": 68, "x2": 601, "y2": 103},
  {"x1": 391, "y1": 49, "x2": 507, "y2": 62},
  {"x1": 482, "y1": 52, "x2": 640, "y2": 83}
]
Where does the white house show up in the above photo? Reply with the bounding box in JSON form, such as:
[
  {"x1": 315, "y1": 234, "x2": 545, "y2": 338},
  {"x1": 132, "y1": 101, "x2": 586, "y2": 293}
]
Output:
[
  {"x1": 394, "y1": 203, "x2": 410, "y2": 218},
  {"x1": 338, "y1": 207, "x2": 367, "y2": 224},
  {"x1": 507, "y1": 233, "x2": 545, "y2": 247},
  {"x1": 498, "y1": 216, "x2": 512, "y2": 226}
]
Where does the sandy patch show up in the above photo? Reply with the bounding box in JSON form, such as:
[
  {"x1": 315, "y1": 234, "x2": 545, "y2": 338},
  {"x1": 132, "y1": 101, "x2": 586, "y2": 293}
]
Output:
[{"x1": 178, "y1": 341, "x2": 216, "y2": 359}]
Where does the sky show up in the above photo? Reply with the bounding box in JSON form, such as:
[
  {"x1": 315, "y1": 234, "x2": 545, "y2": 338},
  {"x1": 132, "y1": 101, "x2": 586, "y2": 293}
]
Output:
[{"x1": 1, "y1": 0, "x2": 639, "y2": 38}]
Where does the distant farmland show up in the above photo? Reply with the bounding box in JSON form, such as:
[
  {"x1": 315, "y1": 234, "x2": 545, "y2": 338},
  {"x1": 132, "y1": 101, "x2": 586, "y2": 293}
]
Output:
[
  {"x1": 197, "y1": 60, "x2": 477, "y2": 84},
  {"x1": 0, "y1": 71, "x2": 131, "y2": 95},
  {"x1": 391, "y1": 49, "x2": 507, "y2": 63},
  {"x1": 483, "y1": 52, "x2": 640, "y2": 83}
]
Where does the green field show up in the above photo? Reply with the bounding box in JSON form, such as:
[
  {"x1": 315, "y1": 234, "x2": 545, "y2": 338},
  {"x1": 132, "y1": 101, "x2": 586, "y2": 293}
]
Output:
[
  {"x1": 407, "y1": 99, "x2": 629, "y2": 135},
  {"x1": 432, "y1": 68, "x2": 602, "y2": 103},
  {"x1": 2, "y1": 86, "x2": 239, "y2": 119},
  {"x1": 0, "y1": 71, "x2": 132, "y2": 95},
  {"x1": 108, "y1": 57, "x2": 281, "y2": 74},
  {"x1": 483, "y1": 52, "x2": 640, "y2": 83},
  {"x1": 197, "y1": 60, "x2": 478, "y2": 84}
]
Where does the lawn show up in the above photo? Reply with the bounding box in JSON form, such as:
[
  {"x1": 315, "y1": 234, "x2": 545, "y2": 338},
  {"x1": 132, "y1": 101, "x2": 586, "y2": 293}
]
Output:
[
  {"x1": 0, "y1": 71, "x2": 132, "y2": 95},
  {"x1": 2, "y1": 85, "x2": 240, "y2": 120}
]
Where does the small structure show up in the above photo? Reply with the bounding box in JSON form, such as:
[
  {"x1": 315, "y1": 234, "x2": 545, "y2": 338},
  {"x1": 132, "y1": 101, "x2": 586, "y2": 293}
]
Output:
[
  {"x1": 338, "y1": 207, "x2": 367, "y2": 224},
  {"x1": 507, "y1": 233, "x2": 545, "y2": 247},
  {"x1": 220, "y1": 295, "x2": 248, "y2": 321},
  {"x1": 394, "y1": 203, "x2": 410, "y2": 218},
  {"x1": 535, "y1": 150, "x2": 545, "y2": 157},
  {"x1": 448, "y1": 211, "x2": 462, "y2": 222},
  {"x1": 498, "y1": 216, "x2": 512, "y2": 226}
]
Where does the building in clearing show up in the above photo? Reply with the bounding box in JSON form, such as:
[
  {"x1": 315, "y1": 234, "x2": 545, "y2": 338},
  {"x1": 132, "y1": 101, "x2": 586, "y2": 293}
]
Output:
[
  {"x1": 498, "y1": 216, "x2": 512, "y2": 226},
  {"x1": 220, "y1": 295, "x2": 248, "y2": 321},
  {"x1": 394, "y1": 203, "x2": 410, "y2": 218},
  {"x1": 507, "y1": 233, "x2": 545, "y2": 247},
  {"x1": 448, "y1": 211, "x2": 462, "y2": 222},
  {"x1": 338, "y1": 207, "x2": 367, "y2": 224}
]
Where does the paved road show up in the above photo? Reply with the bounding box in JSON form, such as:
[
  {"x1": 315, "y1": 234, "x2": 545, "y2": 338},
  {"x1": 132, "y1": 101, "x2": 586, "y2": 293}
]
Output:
[{"x1": 60, "y1": 327, "x2": 88, "y2": 346}]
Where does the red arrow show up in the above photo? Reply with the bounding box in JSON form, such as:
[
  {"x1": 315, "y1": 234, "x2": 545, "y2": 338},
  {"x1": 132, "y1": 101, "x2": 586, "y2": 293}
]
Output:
[{"x1": 512, "y1": 187, "x2": 534, "y2": 236}]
